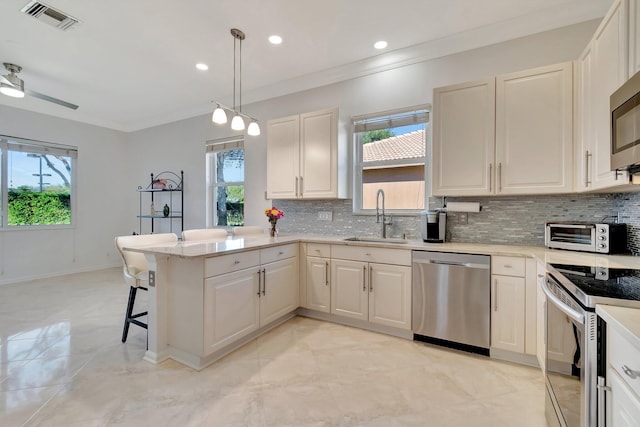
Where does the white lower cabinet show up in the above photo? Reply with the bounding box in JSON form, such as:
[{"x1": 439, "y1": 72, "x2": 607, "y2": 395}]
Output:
[
  {"x1": 306, "y1": 255, "x2": 331, "y2": 313},
  {"x1": 204, "y1": 267, "x2": 261, "y2": 353},
  {"x1": 330, "y1": 258, "x2": 412, "y2": 330},
  {"x1": 491, "y1": 256, "x2": 526, "y2": 354},
  {"x1": 608, "y1": 368, "x2": 640, "y2": 426},
  {"x1": 203, "y1": 245, "x2": 298, "y2": 356}
]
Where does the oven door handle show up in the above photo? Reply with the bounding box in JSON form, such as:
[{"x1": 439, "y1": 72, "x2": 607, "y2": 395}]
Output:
[{"x1": 541, "y1": 278, "x2": 585, "y2": 324}]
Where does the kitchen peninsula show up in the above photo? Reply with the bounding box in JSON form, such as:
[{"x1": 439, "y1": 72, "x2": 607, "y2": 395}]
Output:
[{"x1": 127, "y1": 234, "x2": 640, "y2": 371}]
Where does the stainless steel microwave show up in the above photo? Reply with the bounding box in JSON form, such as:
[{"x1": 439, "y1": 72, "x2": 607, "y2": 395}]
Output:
[
  {"x1": 611, "y1": 70, "x2": 640, "y2": 171},
  {"x1": 545, "y1": 222, "x2": 627, "y2": 254}
]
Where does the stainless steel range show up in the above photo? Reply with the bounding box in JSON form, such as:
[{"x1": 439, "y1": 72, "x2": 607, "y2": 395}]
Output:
[{"x1": 543, "y1": 263, "x2": 640, "y2": 427}]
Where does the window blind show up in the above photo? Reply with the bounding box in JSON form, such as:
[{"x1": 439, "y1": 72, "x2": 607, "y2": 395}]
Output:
[
  {"x1": 1, "y1": 135, "x2": 78, "y2": 158},
  {"x1": 206, "y1": 136, "x2": 244, "y2": 153},
  {"x1": 352, "y1": 105, "x2": 430, "y2": 133}
]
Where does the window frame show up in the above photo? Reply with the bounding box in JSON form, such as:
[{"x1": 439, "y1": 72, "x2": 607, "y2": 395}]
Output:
[
  {"x1": 205, "y1": 136, "x2": 245, "y2": 228},
  {"x1": 0, "y1": 135, "x2": 77, "y2": 230},
  {"x1": 352, "y1": 105, "x2": 430, "y2": 216}
]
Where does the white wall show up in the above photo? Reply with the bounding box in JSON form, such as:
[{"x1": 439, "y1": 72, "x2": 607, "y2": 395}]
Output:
[
  {"x1": 0, "y1": 20, "x2": 599, "y2": 283},
  {"x1": 129, "y1": 20, "x2": 599, "y2": 230},
  {"x1": 0, "y1": 106, "x2": 128, "y2": 284}
]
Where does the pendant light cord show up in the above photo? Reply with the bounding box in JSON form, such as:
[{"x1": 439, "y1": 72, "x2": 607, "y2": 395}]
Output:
[{"x1": 233, "y1": 36, "x2": 237, "y2": 111}]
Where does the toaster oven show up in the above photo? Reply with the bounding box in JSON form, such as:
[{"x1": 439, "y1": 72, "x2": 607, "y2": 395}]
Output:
[{"x1": 544, "y1": 222, "x2": 627, "y2": 254}]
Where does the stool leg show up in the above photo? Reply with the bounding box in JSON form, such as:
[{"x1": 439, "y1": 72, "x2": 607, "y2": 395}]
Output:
[{"x1": 122, "y1": 286, "x2": 137, "y2": 343}]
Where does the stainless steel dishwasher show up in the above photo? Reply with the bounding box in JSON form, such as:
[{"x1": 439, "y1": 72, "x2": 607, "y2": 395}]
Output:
[{"x1": 412, "y1": 251, "x2": 490, "y2": 355}]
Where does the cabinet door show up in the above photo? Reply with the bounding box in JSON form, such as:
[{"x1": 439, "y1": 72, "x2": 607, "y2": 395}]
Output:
[
  {"x1": 576, "y1": 42, "x2": 595, "y2": 192},
  {"x1": 368, "y1": 263, "x2": 411, "y2": 330},
  {"x1": 306, "y1": 256, "x2": 330, "y2": 313},
  {"x1": 592, "y1": 0, "x2": 629, "y2": 189},
  {"x1": 204, "y1": 268, "x2": 260, "y2": 355},
  {"x1": 331, "y1": 259, "x2": 368, "y2": 321},
  {"x1": 608, "y1": 368, "x2": 640, "y2": 427},
  {"x1": 260, "y1": 257, "x2": 299, "y2": 326},
  {"x1": 266, "y1": 115, "x2": 300, "y2": 199},
  {"x1": 300, "y1": 109, "x2": 338, "y2": 199},
  {"x1": 630, "y1": 0, "x2": 640, "y2": 79},
  {"x1": 491, "y1": 275, "x2": 525, "y2": 353},
  {"x1": 432, "y1": 78, "x2": 496, "y2": 196},
  {"x1": 496, "y1": 62, "x2": 573, "y2": 194}
]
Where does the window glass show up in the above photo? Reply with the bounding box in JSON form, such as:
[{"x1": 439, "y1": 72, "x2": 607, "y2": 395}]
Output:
[
  {"x1": 1, "y1": 136, "x2": 76, "y2": 227},
  {"x1": 353, "y1": 107, "x2": 428, "y2": 213},
  {"x1": 207, "y1": 143, "x2": 245, "y2": 227}
]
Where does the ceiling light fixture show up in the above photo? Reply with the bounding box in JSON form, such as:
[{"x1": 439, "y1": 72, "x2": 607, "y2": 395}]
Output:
[
  {"x1": 374, "y1": 40, "x2": 388, "y2": 50},
  {"x1": 196, "y1": 63, "x2": 209, "y2": 71},
  {"x1": 0, "y1": 63, "x2": 25, "y2": 98},
  {"x1": 211, "y1": 28, "x2": 260, "y2": 136},
  {"x1": 269, "y1": 35, "x2": 283, "y2": 45}
]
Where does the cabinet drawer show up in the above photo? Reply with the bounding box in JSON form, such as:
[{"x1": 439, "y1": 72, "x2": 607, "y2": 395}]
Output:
[
  {"x1": 492, "y1": 256, "x2": 526, "y2": 277},
  {"x1": 307, "y1": 243, "x2": 331, "y2": 258},
  {"x1": 331, "y1": 245, "x2": 411, "y2": 266},
  {"x1": 609, "y1": 326, "x2": 640, "y2": 398},
  {"x1": 261, "y1": 243, "x2": 297, "y2": 264},
  {"x1": 205, "y1": 250, "x2": 260, "y2": 277}
]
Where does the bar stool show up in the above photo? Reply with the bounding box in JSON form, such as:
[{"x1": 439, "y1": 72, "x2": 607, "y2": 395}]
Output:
[
  {"x1": 114, "y1": 233, "x2": 178, "y2": 343},
  {"x1": 182, "y1": 228, "x2": 228, "y2": 241}
]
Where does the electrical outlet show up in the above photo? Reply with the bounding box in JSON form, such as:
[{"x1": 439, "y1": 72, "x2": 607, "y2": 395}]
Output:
[
  {"x1": 458, "y1": 213, "x2": 468, "y2": 225},
  {"x1": 317, "y1": 211, "x2": 333, "y2": 221}
]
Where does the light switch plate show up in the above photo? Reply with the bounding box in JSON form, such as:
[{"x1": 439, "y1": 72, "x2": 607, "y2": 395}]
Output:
[
  {"x1": 317, "y1": 211, "x2": 333, "y2": 221},
  {"x1": 458, "y1": 213, "x2": 468, "y2": 225}
]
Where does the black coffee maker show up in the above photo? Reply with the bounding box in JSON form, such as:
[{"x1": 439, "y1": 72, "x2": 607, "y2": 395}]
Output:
[{"x1": 420, "y1": 210, "x2": 446, "y2": 243}]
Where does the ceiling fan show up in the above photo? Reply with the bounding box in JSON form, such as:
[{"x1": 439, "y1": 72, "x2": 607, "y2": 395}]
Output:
[{"x1": 0, "y1": 62, "x2": 78, "y2": 110}]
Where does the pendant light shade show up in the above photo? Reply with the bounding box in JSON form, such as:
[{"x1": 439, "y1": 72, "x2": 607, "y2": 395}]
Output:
[
  {"x1": 212, "y1": 105, "x2": 227, "y2": 124},
  {"x1": 231, "y1": 114, "x2": 245, "y2": 130},
  {"x1": 247, "y1": 121, "x2": 261, "y2": 136},
  {"x1": 210, "y1": 28, "x2": 260, "y2": 136}
]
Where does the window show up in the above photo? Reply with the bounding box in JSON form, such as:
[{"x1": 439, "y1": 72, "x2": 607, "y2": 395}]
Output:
[
  {"x1": 0, "y1": 135, "x2": 77, "y2": 228},
  {"x1": 206, "y1": 137, "x2": 245, "y2": 227},
  {"x1": 353, "y1": 106, "x2": 429, "y2": 214}
]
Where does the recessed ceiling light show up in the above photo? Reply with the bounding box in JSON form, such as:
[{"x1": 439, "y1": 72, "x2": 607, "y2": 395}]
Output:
[
  {"x1": 374, "y1": 41, "x2": 388, "y2": 50},
  {"x1": 269, "y1": 35, "x2": 283, "y2": 45},
  {"x1": 196, "y1": 63, "x2": 209, "y2": 71}
]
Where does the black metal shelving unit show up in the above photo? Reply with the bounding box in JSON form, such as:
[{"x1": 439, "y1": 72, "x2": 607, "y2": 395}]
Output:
[{"x1": 137, "y1": 170, "x2": 184, "y2": 235}]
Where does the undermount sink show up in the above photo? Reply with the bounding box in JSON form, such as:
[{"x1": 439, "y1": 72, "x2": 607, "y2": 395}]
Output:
[{"x1": 343, "y1": 236, "x2": 408, "y2": 244}]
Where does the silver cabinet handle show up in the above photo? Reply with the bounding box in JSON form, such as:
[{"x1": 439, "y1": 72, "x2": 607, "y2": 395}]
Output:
[
  {"x1": 537, "y1": 274, "x2": 544, "y2": 278},
  {"x1": 585, "y1": 151, "x2": 592, "y2": 187},
  {"x1": 498, "y1": 162, "x2": 502, "y2": 192},
  {"x1": 295, "y1": 176, "x2": 299, "y2": 197},
  {"x1": 262, "y1": 268, "x2": 266, "y2": 296},
  {"x1": 363, "y1": 266, "x2": 366, "y2": 291},
  {"x1": 278, "y1": 251, "x2": 284, "y2": 255},
  {"x1": 489, "y1": 163, "x2": 492, "y2": 192},
  {"x1": 325, "y1": 261, "x2": 329, "y2": 286},
  {"x1": 256, "y1": 269, "x2": 262, "y2": 297},
  {"x1": 234, "y1": 260, "x2": 240, "y2": 265},
  {"x1": 493, "y1": 279, "x2": 498, "y2": 311},
  {"x1": 622, "y1": 365, "x2": 638, "y2": 379},
  {"x1": 369, "y1": 265, "x2": 373, "y2": 292},
  {"x1": 299, "y1": 176, "x2": 303, "y2": 198},
  {"x1": 503, "y1": 265, "x2": 512, "y2": 269}
]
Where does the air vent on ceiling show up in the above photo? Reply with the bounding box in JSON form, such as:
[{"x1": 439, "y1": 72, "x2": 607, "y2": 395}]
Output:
[{"x1": 20, "y1": 1, "x2": 79, "y2": 31}]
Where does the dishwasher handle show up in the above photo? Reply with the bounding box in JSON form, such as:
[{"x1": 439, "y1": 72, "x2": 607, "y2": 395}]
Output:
[{"x1": 416, "y1": 259, "x2": 490, "y2": 269}]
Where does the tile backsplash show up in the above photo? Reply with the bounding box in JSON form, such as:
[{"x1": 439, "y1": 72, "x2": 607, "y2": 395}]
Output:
[{"x1": 274, "y1": 191, "x2": 640, "y2": 254}]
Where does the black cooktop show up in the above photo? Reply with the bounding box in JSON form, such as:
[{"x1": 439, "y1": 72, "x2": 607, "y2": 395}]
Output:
[{"x1": 550, "y1": 263, "x2": 640, "y2": 303}]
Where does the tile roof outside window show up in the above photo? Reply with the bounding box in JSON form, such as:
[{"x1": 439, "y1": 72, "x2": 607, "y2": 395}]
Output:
[{"x1": 363, "y1": 130, "x2": 425, "y2": 162}]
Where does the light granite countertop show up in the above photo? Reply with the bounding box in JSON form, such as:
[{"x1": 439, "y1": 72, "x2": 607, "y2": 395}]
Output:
[
  {"x1": 596, "y1": 305, "x2": 640, "y2": 351},
  {"x1": 125, "y1": 233, "x2": 640, "y2": 269}
]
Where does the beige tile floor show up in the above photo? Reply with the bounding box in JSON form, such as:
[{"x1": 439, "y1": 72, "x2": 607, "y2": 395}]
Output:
[{"x1": 0, "y1": 267, "x2": 547, "y2": 426}]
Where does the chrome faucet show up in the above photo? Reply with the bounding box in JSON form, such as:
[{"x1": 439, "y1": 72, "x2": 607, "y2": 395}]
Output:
[{"x1": 375, "y1": 189, "x2": 393, "y2": 238}]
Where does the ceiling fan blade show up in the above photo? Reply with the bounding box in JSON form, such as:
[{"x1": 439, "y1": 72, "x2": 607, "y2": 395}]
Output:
[{"x1": 25, "y1": 89, "x2": 79, "y2": 110}]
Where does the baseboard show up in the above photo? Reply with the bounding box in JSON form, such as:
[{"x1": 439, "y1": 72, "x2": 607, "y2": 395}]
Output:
[
  {"x1": 296, "y1": 308, "x2": 413, "y2": 340},
  {"x1": 490, "y1": 347, "x2": 540, "y2": 368}
]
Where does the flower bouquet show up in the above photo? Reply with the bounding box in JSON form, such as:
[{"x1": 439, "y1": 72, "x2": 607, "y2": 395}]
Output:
[{"x1": 265, "y1": 206, "x2": 284, "y2": 237}]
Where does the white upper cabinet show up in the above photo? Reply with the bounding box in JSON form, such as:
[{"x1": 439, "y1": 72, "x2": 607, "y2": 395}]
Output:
[
  {"x1": 432, "y1": 62, "x2": 573, "y2": 196},
  {"x1": 576, "y1": 0, "x2": 631, "y2": 191},
  {"x1": 496, "y1": 62, "x2": 573, "y2": 195},
  {"x1": 267, "y1": 108, "x2": 347, "y2": 199},
  {"x1": 629, "y1": 0, "x2": 640, "y2": 77},
  {"x1": 432, "y1": 79, "x2": 496, "y2": 196}
]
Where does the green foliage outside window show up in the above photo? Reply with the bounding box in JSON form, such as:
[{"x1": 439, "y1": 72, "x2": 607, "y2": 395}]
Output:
[
  {"x1": 362, "y1": 129, "x2": 395, "y2": 144},
  {"x1": 7, "y1": 188, "x2": 71, "y2": 225}
]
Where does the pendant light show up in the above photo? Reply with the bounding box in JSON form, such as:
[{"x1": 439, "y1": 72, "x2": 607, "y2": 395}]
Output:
[{"x1": 211, "y1": 28, "x2": 260, "y2": 136}]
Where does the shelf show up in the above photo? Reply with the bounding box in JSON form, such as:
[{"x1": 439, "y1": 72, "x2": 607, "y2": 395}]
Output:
[
  {"x1": 138, "y1": 170, "x2": 184, "y2": 234},
  {"x1": 137, "y1": 188, "x2": 182, "y2": 193},
  {"x1": 137, "y1": 215, "x2": 183, "y2": 219}
]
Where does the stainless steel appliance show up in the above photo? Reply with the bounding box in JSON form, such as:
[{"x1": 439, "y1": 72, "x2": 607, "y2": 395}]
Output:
[
  {"x1": 419, "y1": 210, "x2": 446, "y2": 243},
  {"x1": 611, "y1": 69, "x2": 640, "y2": 172},
  {"x1": 545, "y1": 222, "x2": 627, "y2": 254},
  {"x1": 543, "y1": 263, "x2": 640, "y2": 427},
  {"x1": 412, "y1": 251, "x2": 490, "y2": 354}
]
